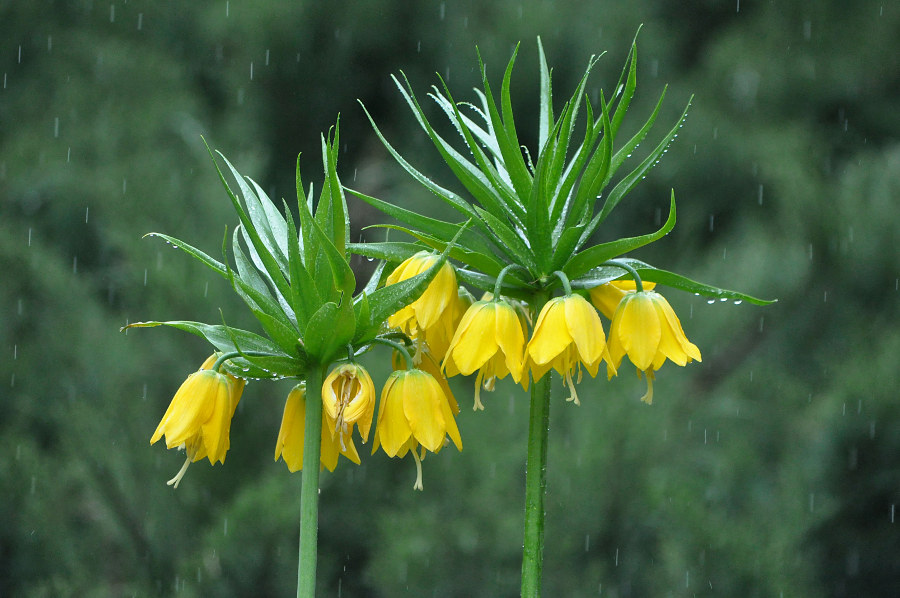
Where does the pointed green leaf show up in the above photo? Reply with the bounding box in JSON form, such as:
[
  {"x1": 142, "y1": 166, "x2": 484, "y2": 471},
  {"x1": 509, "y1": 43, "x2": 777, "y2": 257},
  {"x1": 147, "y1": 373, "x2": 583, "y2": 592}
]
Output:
[
  {"x1": 537, "y1": 36, "x2": 553, "y2": 152},
  {"x1": 564, "y1": 193, "x2": 676, "y2": 280},
  {"x1": 145, "y1": 232, "x2": 228, "y2": 279}
]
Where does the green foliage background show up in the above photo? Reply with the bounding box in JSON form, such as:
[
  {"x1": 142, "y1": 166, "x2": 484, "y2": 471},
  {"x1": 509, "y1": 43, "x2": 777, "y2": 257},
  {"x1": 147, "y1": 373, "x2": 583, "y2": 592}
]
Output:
[{"x1": 2, "y1": 1, "x2": 898, "y2": 596}]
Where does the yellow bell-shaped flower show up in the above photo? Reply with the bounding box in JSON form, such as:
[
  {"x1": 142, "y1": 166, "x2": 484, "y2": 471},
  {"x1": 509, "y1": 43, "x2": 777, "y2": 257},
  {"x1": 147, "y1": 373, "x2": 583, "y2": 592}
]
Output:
[
  {"x1": 606, "y1": 290, "x2": 701, "y2": 404},
  {"x1": 151, "y1": 355, "x2": 243, "y2": 488},
  {"x1": 372, "y1": 369, "x2": 462, "y2": 490},
  {"x1": 525, "y1": 294, "x2": 614, "y2": 405},
  {"x1": 443, "y1": 299, "x2": 526, "y2": 410},
  {"x1": 322, "y1": 363, "x2": 376, "y2": 445},
  {"x1": 275, "y1": 383, "x2": 361, "y2": 473},
  {"x1": 385, "y1": 252, "x2": 459, "y2": 344}
]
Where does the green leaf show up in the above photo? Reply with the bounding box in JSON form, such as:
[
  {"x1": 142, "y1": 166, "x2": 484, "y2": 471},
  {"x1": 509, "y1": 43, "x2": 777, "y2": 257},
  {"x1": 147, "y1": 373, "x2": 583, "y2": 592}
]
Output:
[
  {"x1": 346, "y1": 187, "x2": 496, "y2": 256},
  {"x1": 571, "y1": 258, "x2": 776, "y2": 306},
  {"x1": 609, "y1": 29, "x2": 640, "y2": 139},
  {"x1": 537, "y1": 36, "x2": 553, "y2": 153},
  {"x1": 347, "y1": 241, "x2": 424, "y2": 263},
  {"x1": 564, "y1": 192, "x2": 676, "y2": 280},
  {"x1": 473, "y1": 206, "x2": 535, "y2": 270},
  {"x1": 566, "y1": 90, "x2": 613, "y2": 233},
  {"x1": 304, "y1": 299, "x2": 356, "y2": 362},
  {"x1": 283, "y1": 201, "x2": 319, "y2": 331},
  {"x1": 456, "y1": 267, "x2": 532, "y2": 300},
  {"x1": 595, "y1": 96, "x2": 692, "y2": 227},
  {"x1": 145, "y1": 232, "x2": 228, "y2": 279},
  {"x1": 358, "y1": 99, "x2": 481, "y2": 223}
]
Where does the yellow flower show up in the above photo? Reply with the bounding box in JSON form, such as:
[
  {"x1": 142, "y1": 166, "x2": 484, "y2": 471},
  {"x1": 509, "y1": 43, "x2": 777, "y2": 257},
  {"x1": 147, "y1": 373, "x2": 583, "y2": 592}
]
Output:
[
  {"x1": 525, "y1": 294, "x2": 615, "y2": 405},
  {"x1": 386, "y1": 252, "x2": 459, "y2": 344},
  {"x1": 606, "y1": 290, "x2": 701, "y2": 404},
  {"x1": 150, "y1": 355, "x2": 243, "y2": 488},
  {"x1": 588, "y1": 280, "x2": 657, "y2": 319},
  {"x1": 443, "y1": 299, "x2": 526, "y2": 410},
  {"x1": 392, "y1": 349, "x2": 460, "y2": 416},
  {"x1": 372, "y1": 369, "x2": 462, "y2": 490},
  {"x1": 421, "y1": 287, "x2": 471, "y2": 361},
  {"x1": 322, "y1": 363, "x2": 376, "y2": 446},
  {"x1": 275, "y1": 383, "x2": 361, "y2": 473}
]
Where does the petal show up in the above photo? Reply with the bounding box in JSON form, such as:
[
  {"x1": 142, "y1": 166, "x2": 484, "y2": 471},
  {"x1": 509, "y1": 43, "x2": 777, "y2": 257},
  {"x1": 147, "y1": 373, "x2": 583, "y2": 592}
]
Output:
[
  {"x1": 445, "y1": 302, "x2": 498, "y2": 375},
  {"x1": 564, "y1": 295, "x2": 607, "y2": 368},
  {"x1": 402, "y1": 372, "x2": 446, "y2": 453},
  {"x1": 375, "y1": 373, "x2": 412, "y2": 457},
  {"x1": 527, "y1": 298, "x2": 572, "y2": 365},
  {"x1": 494, "y1": 302, "x2": 526, "y2": 383},
  {"x1": 618, "y1": 293, "x2": 660, "y2": 371}
]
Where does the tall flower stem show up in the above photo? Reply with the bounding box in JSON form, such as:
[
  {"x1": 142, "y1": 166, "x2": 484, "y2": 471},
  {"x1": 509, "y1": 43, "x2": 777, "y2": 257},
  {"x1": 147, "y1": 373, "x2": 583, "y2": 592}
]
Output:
[
  {"x1": 297, "y1": 363, "x2": 325, "y2": 598},
  {"x1": 521, "y1": 290, "x2": 552, "y2": 598}
]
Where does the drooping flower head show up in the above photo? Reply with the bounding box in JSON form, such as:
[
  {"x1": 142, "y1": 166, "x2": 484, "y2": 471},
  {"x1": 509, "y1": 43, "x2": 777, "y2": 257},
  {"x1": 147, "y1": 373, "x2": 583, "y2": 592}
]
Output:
[
  {"x1": 151, "y1": 355, "x2": 243, "y2": 488},
  {"x1": 421, "y1": 286, "x2": 471, "y2": 361},
  {"x1": 588, "y1": 280, "x2": 657, "y2": 319},
  {"x1": 322, "y1": 364, "x2": 376, "y2": 443},
  {"x1": 386, "y1": 251, "x2": 459, "y2": 346},
  {"x1": 372, "y1": 369, "x2": 462, "y2": 490},
  {"x1": 606, "y1": 290, "x2": 701, "y2": 404},
  {"x1": 275, "y1": 383, "x2": 362, "y2": 473},
  {"x1": 525, "y1": 294, "x2": 615, "y2": 405},
  {"x1": 443, "y1": 299, "x2": 526, "y2": 410}
]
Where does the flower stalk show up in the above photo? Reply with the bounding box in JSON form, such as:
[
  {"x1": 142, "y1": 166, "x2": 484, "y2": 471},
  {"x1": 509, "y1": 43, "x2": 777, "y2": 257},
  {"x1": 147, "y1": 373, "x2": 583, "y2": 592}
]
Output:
[
  {"x1": 521, "y1": 291, "x2": 551, "y2": 598},
  {"x1": 297, "y1": 363, "x2": 325, "y2": 598}
]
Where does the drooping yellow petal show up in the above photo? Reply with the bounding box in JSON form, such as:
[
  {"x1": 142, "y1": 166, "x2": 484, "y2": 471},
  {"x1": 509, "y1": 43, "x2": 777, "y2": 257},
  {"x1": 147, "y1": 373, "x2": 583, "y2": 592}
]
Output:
[
  {"x1": 444, "y1": 301, "x2": 498, "y2": 375},
  {"x1": 275, "y1": 384, "x2": 306, "y2": 472},
  {"x1": 564, "y1": 294, "x2": 607, "y2": 370},
  {"x1": 402, "y1": 372, "x2": 446, "y2": 453},
  {"x1": 373, "y1": 372, "x2": 413, "y2": 457},
  {"x1": 617, "y1": 293, "x2": 661, "y2": 371},
  {"x1": 493, "y1": 300, "x2": 526, "y2": 383},
  {"x1": 527, "y1": 298, "x2": 572, "y2": 366}
]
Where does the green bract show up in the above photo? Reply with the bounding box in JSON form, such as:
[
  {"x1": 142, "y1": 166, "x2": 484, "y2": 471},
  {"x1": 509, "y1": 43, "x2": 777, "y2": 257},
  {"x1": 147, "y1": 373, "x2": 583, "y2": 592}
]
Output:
[
  {"x1": 347, "y1": 37, "x2": 773, "y2": 306},
  {"x1": 124, "y1": 122, "x2": 462, "y2": 376}
]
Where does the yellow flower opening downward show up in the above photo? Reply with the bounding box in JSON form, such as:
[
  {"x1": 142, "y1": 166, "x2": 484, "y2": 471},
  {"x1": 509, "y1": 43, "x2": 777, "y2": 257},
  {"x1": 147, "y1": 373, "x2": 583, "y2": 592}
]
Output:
[
  {"x1": 150, "y1": 354, "x2": 245, "y2": 488},
  {"x1": 443, "y1": 299, "x2": 526, "y2": 410},
  {"x1": 525, "y1": 294, "x2": 615, "y2": 405},
  {"x1": 372, "y1": 369, "x2": 462, "y2": 490},
  {"x1": 606, "y1": 290, "x2": 701, "y2": 404},
  {"x1": 385, "y1": 251, "x2": 460, "y2": 359}
]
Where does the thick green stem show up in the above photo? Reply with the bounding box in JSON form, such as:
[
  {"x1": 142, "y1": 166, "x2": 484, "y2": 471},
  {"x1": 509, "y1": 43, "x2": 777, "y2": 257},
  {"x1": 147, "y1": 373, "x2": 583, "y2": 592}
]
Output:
[
  {"x1": 297, "y1": 364, "x2": 325, "y2": 598},
  {"x1": 521, "y1": 291, "x2": 552, "y2": 598}
]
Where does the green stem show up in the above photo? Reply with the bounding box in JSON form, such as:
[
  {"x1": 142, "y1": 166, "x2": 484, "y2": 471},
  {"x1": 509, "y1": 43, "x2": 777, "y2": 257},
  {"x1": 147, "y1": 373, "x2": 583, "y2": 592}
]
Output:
[
  {"x1": 297, "y1": 363, "x2": 325, "y2": 598},
  {"x1": 521, "y1": 291, "x2": 552, "y2": 598},
  {"x1": 604, "y1": 259, "x2": 644, "y2": 292}
]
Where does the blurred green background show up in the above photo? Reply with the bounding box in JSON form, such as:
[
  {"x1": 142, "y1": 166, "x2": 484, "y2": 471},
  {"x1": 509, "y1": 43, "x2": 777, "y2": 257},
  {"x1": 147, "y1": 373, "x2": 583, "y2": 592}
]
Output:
[{"x1": 2, "y1": 1, "x2": 898, "y2": 596}]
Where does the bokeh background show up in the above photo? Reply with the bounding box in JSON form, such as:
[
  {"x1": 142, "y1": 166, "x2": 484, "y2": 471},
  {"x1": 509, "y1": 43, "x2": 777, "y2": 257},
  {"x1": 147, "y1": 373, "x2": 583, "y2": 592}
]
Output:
[{"x1": 2, "y1": 1, "x2": 898, "y2": 596}]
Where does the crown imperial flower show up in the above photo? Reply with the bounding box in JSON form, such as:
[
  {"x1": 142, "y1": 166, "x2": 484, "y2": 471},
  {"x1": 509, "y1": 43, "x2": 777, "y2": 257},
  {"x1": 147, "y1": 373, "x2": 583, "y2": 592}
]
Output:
[
  {"x1": 443, "y1": 299, "x2": 526, "y2": 410},
  {"x1": 150, "y1": 356, "x2": 243, "y2": 488},
  {"x1": 606, "y1": 290, "x2": 701, "y2": 403},
  {"x1": 589, "y1": 280, "x2": 657, "y2": 319},
  {"x1": 525, "y1": 294, "x2": 615, "y2": 404},
  {"x1": 386, "y1": 252, "x2": 459, "y2": 344},
  {"x1": 372, "y1": 369, "x2": 462, "y2": 490}
]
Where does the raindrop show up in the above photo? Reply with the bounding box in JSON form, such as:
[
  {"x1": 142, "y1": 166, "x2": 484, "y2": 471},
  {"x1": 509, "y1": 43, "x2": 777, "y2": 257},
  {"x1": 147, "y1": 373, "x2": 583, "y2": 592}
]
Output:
[
  {"x1": 823, "y1": 291, "x2": 827, "y2": 302},
  {"x1": 18, "y1": 45, "x2": 22, "y2": 63},
  {"x1": 722, "y1": 247, "x2": 727, "y2": 260},
  {"x1": 713, "y1": 127, "x2": 718, "y2": 140},
  {"x1": 72, "y1": 256, "x2": 78, "y2": 273},
  {"x1": 706, "y1": 299, "x2": 715, "y2": 304},
  {"x1": 353, "y1": 168, "x2": 357, "y2": 181},
  {"x1": 67, "y1": 147, "x2": 71, "y2": 162},
  {"x1": 803, "y1": 20, "x2": 811, "y2": 40},
  {"x1": 27, "y1": 228, "x2": 32, "y2": 246},
  {"x1": 2, "y1": 73, "x2": 6, "y2": 89},
  {"x1": 439, "y1": 1, "x2": 445, "y2": 19},
  {"x1": 808, "y1": 244, "x2": 813, "y2": 260},
  {"x1": 584, "y1": 535, "x2": 590, "y2": 551},
  {"x1": 736, "y1": 0, "x2": 740, "y2": 12},
  {"x1": 757, "y1": 184, "x2": 764, "y2": 205},
  {"x1": 758, "y1": 316, "x2": 765, "y2": 332},
  {"x1": 250, "y1": 62, "x2": 254, "y2": 80},
  {"x1": 226, "y1": 1, "x2": 230, "y2": 17},
  {"x1": 204, "y1": 281, "x2": 209, "y2": 297},
  {"x1": 54, "y1": 117, "x2": 60, "y2": 138},
  {"x1": 85, "y1": 207, "x2": 89, "y2": 223},
  {"x1": 265, "y1": 49, "x2": 270, "y2": 66},
  {"x1": 891, "y1": 504, "x2": 895, "y2": 523},
  {"x1": 733, "y1": 299, "x2": 742, "y2": 305},
  {"x1": 615, "y1": 548, "x2": 619, "y2": 567},
  {"x1": 13, "y1": 345, "x2": 17, "y2": 359},
  {"x1": 417, "y1": 40, "x2": 421, "y2": 53},
  {"x1": 143, "y1": 268, "x2": 148, "y2": 285},
  {"x1": 719, "y1": 297, "x2": 727, "y2": 302},
  {"x1": 809, "y1": 492, "x2": 815, "y2": 512},
  {"x1": 142, "y1": 383, "x2": 147, "y2": 400},
  {"x1": 137, "y1": 13, "x2": 143, "y2": 30},
  {"x1": 10, "y1": 374, "x2": 15, "y2": 388},
  {"x1": 47, "y1": 35, "x2": 53, "y2": 52},
  {"x1": 122, "y1": 178, "x2": 127, "y2": 194},
  {"x1": 708, "y1": 215, "x2": 714, "y2": 231}
]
